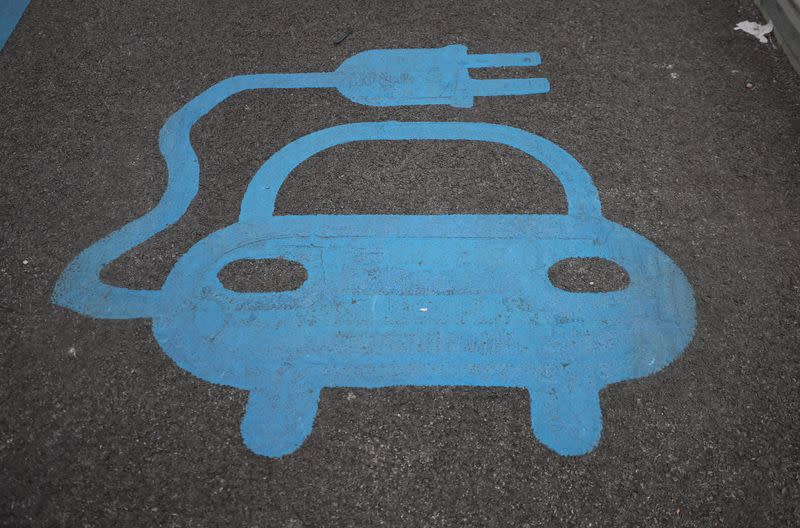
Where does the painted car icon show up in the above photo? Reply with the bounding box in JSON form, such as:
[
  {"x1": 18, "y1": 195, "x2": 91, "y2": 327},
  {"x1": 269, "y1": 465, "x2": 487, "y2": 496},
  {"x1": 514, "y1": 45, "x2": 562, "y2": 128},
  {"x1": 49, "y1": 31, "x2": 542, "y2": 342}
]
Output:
[
  {"x1": 160, "y1": 122, "x2": 696, "y2": 457},
  {"x1": 54, "y1": 48, "x2": 695, "y2": 458}
]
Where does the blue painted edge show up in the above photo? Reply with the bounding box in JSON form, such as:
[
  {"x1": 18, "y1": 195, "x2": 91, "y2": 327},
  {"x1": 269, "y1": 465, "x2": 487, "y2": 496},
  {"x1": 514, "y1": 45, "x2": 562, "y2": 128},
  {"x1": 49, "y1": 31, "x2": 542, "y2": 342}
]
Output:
[{"x1": 0, "y1": 0, "x2": 30, "y2": 52}]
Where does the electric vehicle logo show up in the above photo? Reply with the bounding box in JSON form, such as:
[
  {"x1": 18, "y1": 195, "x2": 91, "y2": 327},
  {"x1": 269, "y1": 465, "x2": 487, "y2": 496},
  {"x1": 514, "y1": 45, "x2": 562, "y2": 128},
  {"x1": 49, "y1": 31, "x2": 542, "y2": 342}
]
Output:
[{"x1": 54, "y1": 46, "x2": 696, "y2": 458}]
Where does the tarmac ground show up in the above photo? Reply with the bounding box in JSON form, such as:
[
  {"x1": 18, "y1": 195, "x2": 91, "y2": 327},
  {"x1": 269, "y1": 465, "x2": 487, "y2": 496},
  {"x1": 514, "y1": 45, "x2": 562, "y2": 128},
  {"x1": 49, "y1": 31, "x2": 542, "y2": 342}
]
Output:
[{"x1": 1, "y1": 1, "x2": 799, "y2": 526}]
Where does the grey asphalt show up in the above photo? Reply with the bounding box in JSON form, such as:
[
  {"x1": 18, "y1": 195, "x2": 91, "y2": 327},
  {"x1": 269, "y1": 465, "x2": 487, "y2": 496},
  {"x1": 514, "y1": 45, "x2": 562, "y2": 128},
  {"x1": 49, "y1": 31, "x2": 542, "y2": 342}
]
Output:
[{"x1": 2, "y1": 0, "x2": 799, "y2": 526}]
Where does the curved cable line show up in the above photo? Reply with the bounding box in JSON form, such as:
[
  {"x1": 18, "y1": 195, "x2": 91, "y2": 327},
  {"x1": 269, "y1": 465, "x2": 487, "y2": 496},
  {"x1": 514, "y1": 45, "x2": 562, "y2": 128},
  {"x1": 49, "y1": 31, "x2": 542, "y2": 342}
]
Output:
[{"x1": 53, "y1": 72, "x2": 336, "y2": 319}]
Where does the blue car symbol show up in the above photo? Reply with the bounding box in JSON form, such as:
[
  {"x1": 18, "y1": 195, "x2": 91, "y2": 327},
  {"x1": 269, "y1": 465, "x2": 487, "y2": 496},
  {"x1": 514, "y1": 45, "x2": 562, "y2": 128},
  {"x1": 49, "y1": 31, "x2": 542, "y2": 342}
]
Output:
[{"x1": 54, "y1": 47, "x2": 696, "y2": 458}]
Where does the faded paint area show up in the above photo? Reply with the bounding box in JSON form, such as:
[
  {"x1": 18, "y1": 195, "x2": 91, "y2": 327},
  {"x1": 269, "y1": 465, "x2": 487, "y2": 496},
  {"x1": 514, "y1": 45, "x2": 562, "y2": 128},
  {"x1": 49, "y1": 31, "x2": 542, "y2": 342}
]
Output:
[{"x1": 52, "y1": 46, "x2": 695, "y2": 458}]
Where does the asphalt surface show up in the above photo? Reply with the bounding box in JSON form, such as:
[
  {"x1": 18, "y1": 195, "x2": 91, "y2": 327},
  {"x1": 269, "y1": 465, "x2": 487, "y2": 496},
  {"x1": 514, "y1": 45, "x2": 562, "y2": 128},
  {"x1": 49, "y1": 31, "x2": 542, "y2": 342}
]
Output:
[{"x1": 2, "y1": 0, "x2": 799, "y2": 526}]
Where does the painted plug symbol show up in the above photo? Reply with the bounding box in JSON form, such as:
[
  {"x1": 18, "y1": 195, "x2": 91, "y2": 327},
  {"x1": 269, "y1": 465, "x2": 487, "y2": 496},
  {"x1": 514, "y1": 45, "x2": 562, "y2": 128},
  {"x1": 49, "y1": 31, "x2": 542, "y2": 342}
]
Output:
[{"x1": 334, "y1": 44, "x2": 550, "y2": 107}]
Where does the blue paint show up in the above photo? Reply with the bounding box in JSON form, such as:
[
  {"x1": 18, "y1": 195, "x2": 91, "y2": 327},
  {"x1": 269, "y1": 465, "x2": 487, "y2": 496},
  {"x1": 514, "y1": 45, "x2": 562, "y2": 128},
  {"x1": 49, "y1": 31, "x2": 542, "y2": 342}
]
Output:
[
  {"x1": 53, "y1": 46, "x2": 695, "y2": 458},
  {"x1": 0, "y1": 0, "x2": 29, "y2": 51},
  {"x1": 335, "y1": 46, "x2": 548, "y2": 107}
]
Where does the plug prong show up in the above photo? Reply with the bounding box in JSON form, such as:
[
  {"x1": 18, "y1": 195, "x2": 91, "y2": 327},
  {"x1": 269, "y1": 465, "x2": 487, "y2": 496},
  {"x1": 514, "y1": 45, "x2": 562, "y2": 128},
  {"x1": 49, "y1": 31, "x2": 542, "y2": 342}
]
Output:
[
  {"x1": 468, "y1": 77, "x2": 550, "y2": 96},
  {"x1": 466, "y1": 52, "x2": 541, "y2": 68}
]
